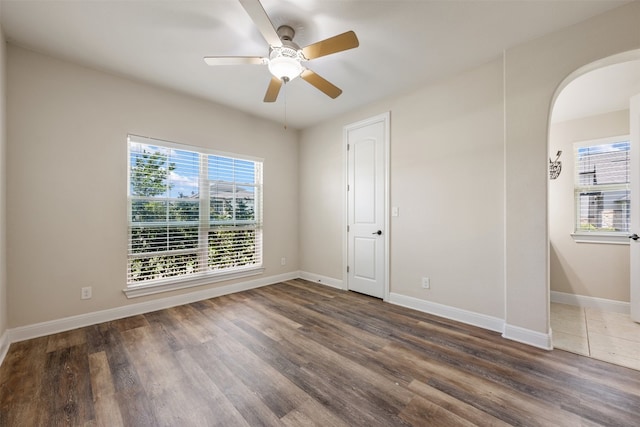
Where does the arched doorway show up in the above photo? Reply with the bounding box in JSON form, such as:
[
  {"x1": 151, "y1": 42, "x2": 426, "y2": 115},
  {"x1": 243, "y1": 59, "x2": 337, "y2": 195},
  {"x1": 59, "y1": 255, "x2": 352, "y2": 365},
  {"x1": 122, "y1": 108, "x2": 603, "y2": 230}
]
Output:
[{"x1": 548, "y1": 51, "x2": 640, "y2": 370}]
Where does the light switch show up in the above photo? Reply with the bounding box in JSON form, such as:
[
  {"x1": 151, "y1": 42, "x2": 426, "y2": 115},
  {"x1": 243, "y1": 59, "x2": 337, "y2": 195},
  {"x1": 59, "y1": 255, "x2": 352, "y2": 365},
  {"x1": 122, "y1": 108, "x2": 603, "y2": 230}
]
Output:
[{"x1": 392, "y1": 206, "x2": 399, "y2": 217}]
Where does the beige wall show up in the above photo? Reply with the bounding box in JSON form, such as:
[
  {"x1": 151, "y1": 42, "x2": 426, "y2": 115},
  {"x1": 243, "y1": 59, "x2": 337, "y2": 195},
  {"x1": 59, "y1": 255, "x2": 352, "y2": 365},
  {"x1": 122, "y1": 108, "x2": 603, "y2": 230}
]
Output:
[
  {"x1": 4, "y1": 2, "x2": 640, "y2": 344},
  {"x1": 301, "y1": 59, "x2": 505, "y2": 318},
  {"x1": 549, "y1": 110, "x2": 630, "y2": 302},
  {"x1": 298, "y1": 123, "x2": 345, "y2": 281},
  {"x1": 6, "y1": 46, "x2": 299, "y2": 328},
  {"x1": 504, "y1": 3, "x2": 640, "y2": 335},
  {"x1": 300, "y1": 2, "x2": 640, "y2": 340},
  {"x1": 0, "y1": 18, "x2": 7, "y2": 338}
]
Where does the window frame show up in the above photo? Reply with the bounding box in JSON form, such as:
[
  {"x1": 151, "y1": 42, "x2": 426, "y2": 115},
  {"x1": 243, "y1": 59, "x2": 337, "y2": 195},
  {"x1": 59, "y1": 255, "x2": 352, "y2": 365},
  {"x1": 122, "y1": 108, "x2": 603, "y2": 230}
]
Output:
[
  {"x1": 125, "y1": 135, "x2": 264, "y2": 298},
  {"x1": 571, "y1": 135, "x2": 630, "y2": 245}
]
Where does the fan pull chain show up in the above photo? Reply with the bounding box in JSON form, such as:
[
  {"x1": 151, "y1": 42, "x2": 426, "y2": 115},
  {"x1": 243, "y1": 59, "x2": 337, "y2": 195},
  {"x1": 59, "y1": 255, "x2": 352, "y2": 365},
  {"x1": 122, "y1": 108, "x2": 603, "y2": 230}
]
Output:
[{"x1": 283, "y1": 79, "x2": 288, "y2": 130}]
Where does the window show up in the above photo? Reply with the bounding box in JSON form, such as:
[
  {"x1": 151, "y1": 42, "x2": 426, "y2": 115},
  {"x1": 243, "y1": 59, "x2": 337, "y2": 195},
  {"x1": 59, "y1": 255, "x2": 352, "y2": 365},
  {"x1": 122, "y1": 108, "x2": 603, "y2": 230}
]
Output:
[
  {"x1": 573, "y1": 136, "x2": 630, "y2": 243},
  {"x1": 126, "y1": 135, "x2": 263, "y2": 296}
]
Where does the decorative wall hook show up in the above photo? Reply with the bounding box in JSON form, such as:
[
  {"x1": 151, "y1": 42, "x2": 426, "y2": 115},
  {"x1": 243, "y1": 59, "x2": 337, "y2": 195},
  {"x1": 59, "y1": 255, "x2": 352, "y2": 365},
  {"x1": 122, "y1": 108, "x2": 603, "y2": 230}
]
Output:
[{"x1": 549, "y1": 150, "x2": 562, "y2": 180}]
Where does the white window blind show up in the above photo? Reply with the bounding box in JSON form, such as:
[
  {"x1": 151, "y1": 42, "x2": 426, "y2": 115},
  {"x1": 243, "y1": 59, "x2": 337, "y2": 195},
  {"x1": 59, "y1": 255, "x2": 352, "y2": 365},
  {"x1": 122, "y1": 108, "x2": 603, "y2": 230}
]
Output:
[
  {"x1": 127, "y1": 135, "x2": 263, "y2": 288},
  {"x1": 574, "y1": 137, "x2": 630, "y2": 234}
]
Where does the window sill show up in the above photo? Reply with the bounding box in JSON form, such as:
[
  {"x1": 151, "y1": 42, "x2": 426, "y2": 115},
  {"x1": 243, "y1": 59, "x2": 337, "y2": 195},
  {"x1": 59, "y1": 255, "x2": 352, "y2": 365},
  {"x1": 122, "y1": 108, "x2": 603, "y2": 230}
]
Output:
[
  {"x1": 123, "y1": 266, "x2": 265, "y2": 298},
  {"x1": 570, "y1": 232, "x2": 630, "y2": 245}
]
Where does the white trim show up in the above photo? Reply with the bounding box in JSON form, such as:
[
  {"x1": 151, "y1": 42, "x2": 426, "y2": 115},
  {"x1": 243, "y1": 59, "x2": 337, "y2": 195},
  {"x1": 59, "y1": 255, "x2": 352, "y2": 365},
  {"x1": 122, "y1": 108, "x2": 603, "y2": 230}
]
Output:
[
  {"x1": 572, "y1": 135, "x2": 631, "y2": 238},
  {"x1": 387, "y1": 292, "x2": 504, "y2": 333},
  {"x1": 127, "y1": 135, "x2": 264, "y2": 292},
  {"x1": 570, "y1": 232, "x2": 630, "y2": 245},
  {"x1": 383, "y1": 112, "x2": 391, "y2": 301},
  {"x1": 343, "y1": 112, "x2": 391, "y2": 299},
  {"x1": 502, "y1": 324, "x2": 553, "y2": 350},
  {"x1": 298, "y1": 271, "x2": 344, "y2": 289},
  {"x1": 9, "y1": 272, "x2": 298, "y2": 343},
  {"x1": 123, "y1": 267, "x2": 265, "y2": 298},
  {"x1": 388, "y1": 292, "x2": 553, "y2": 351},
  {"x1": 550, "y1": 290, "x2": 630, "y2": 314},
  {"x1": 0, "y1": 274, "x2": 558, "y2": 366},
  {"x1": 0, "y1": 331, "x2": 10, "y2": 366},
  {"x1": 128, "y1": 134, "x2": 264, "y2": 163},
  {"x1": 573, "y1": 134, "x2": 630, "y2": 150}
]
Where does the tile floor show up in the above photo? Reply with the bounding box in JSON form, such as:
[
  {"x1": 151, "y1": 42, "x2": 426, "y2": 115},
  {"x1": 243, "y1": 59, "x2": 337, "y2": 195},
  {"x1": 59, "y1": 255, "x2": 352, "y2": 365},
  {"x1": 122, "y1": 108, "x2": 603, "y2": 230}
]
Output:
[{"x1": 551, "y1": 303, "x2": 640, "y2": 371}]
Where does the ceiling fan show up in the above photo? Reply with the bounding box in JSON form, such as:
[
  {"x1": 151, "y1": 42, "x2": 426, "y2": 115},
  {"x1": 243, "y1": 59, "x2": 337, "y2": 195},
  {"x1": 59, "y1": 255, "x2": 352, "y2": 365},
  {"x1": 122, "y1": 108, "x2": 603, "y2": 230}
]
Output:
[{"x1": 204, "y1": 0, "x2": 359, "y2": 102}]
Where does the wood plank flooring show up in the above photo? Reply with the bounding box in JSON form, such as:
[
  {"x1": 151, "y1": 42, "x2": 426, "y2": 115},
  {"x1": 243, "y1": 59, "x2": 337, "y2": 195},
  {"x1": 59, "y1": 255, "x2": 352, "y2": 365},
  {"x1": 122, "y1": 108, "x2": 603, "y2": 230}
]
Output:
[{"x1": 1, "y1": 279, "x2": 640, "y2": 426}]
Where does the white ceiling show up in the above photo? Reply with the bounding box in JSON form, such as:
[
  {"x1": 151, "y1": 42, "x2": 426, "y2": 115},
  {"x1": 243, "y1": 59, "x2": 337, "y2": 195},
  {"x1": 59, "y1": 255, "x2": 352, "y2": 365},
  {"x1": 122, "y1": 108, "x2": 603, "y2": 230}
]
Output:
[
  {"x1": 0, "y1": 0, "x2": 632, "y2": 129},
  {"x1": 552, "y1": 60, "x2": 640, "y2": 123}
]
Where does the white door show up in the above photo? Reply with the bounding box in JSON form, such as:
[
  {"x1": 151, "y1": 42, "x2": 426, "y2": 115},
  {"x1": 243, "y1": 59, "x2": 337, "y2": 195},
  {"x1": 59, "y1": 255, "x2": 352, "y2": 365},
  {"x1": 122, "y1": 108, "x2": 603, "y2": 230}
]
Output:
[
  {"x1": 345, "y1": 113, "x2": 389, "y2": 299},
  {"x1": 630, "y1": 93, "x2": 640, "y2": 323}
]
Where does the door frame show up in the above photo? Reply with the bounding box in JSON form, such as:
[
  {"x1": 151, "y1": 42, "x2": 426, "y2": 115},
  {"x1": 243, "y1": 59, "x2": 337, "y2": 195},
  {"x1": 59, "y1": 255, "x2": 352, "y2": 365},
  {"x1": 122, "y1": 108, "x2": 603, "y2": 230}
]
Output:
[
  {"x1": 548, "y1": 50, "x2": 640, "y2": 338},
  {"x1": 343, "y1": 112, "x2": 391, "y2": 300},
  {"x1": 631, "y1": 92, "x2": 640, "y2": 322}
]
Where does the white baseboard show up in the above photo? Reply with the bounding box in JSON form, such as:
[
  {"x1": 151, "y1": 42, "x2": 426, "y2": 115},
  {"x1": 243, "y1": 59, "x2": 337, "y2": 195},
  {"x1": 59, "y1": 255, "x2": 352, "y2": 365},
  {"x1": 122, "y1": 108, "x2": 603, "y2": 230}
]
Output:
[
  {"x1": 298, "y1": 271, "x2": 344, "y2": 290},
  {"x1": 550, "y1": 291, "x2": 629, "y2": 314},
  {"x1": 387, "y1": 292, "x2": 505, "y2": 334},
  {"x1": 3, "y1": 271, "x2": 557, "y2": 365},
  {"x1": 503, "y1": 324, "x2": 552, "y2": 350},
  {"x1": 8, "y1": 271, "x2": 299, "y2": 344},
  {"x1": 388, "y1": 292, "x2": 553, "y2": 350},
  {"x1": 0, "y1": 330, "x2": 9, "y2": 366}
]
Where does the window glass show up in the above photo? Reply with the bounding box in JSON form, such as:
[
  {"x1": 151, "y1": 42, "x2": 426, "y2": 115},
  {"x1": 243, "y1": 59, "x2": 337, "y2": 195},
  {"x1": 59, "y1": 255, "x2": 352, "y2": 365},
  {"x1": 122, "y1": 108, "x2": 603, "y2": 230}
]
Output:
[
  {"x1": 127, "y1": 135, "x2": 263, "y2": 286},
  {"x1": 574, "y1": 138, "x2": 630, "y2": 234}
]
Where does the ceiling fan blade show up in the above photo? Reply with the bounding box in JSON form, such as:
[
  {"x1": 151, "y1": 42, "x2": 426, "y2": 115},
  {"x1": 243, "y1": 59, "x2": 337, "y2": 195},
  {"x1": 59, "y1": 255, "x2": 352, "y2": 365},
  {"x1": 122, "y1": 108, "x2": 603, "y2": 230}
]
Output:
[
  {"x1": 239, "y1": 0, "x2": 282, "y2": 47},
  {"x1": 301, "y1": 69, "x2": 342, "y2": 99},
  {"x1": 263, "y1": 76, "x2": 283, "y2": 102},
  {"x1": 302, "y1": 31, "x2": 359, "y2": 60},
  {"x1": 204, "y1": 56, "x2": 266, "y2": 66}
]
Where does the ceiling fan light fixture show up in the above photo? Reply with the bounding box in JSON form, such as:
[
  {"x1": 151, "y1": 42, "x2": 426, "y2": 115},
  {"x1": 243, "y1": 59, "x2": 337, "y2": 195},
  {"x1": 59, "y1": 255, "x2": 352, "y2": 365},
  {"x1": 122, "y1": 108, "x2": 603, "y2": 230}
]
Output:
[
  {"x1": 268, "y1": 47, "x2": 303, "y2": 81},
  {"x1": 204, "y1": 0, "x2": 359, "y2": 102}
]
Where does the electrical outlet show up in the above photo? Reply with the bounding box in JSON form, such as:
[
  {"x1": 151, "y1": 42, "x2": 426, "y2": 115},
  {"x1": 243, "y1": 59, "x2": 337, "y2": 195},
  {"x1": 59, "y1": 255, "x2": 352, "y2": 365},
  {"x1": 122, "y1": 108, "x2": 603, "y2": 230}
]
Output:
[
  {"x1": 421, "y1": 277, "x2": 430, "y2": 289},
  {"x1": 81, "y1": 286, "x2": 92, "y2": 300},
  {"x1": 281, "y1": 257, "x2": 286, "y2": 266}
]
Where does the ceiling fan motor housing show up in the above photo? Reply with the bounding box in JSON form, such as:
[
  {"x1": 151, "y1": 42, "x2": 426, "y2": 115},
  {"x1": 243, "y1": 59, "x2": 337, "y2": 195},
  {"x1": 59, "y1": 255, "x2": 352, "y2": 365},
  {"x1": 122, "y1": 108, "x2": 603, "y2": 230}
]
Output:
[{"x1": 276, "y1": 25, "x2": 296, "y2": 42}]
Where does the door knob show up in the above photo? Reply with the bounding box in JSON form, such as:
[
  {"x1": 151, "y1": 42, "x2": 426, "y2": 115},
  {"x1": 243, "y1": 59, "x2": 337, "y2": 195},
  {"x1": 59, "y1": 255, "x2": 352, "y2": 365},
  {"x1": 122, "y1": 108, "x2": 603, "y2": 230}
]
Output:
[
  {"x1": 372, "y1": 230, "x2": 382, "y2": 235},
  {"x1": 630, "y1": 233, "x2": 639, "y2": 241}
]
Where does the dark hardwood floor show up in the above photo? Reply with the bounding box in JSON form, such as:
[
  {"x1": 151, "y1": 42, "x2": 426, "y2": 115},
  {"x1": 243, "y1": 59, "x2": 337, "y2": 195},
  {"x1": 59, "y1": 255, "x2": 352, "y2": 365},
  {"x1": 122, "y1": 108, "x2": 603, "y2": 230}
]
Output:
[{"x1": 1, "y1": 279, "x2": 639, "y2": 426}]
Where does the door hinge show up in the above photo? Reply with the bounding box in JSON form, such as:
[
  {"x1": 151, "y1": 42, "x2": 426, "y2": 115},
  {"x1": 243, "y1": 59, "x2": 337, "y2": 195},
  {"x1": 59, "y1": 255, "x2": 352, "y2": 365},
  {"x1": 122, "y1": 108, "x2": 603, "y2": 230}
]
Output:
[
  {"x1": 347, "y1": 266, "x2": 350, "y2": 273},
  {"x1": 347, "y1": 144, "x2": 350, "y2": 151},
  {"x1": 347, "y1": 225, "x2": 350, "y2": 232},
  {"x1": 347, "y1": 184, "x2": 350, "y2": 191}
]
